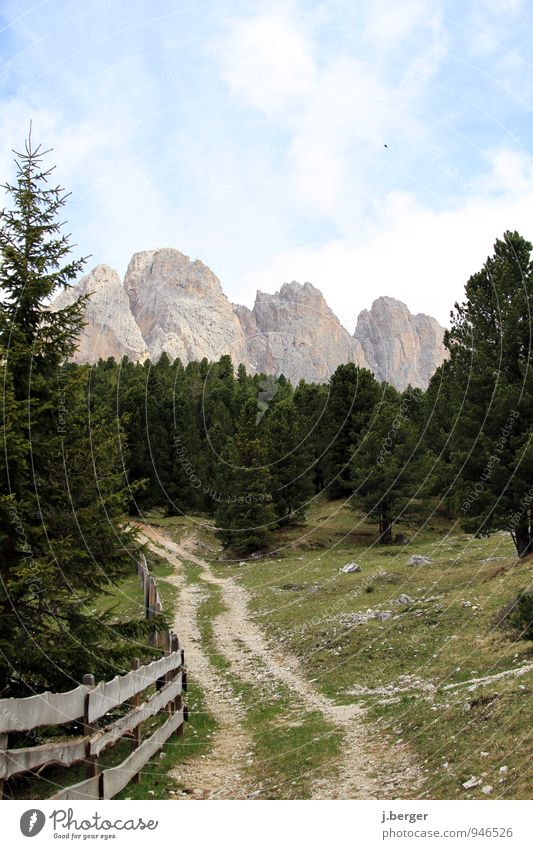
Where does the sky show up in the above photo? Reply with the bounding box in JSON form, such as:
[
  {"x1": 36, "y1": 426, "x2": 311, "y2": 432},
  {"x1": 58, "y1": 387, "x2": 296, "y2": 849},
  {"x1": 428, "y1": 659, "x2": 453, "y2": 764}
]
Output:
[{"x1": 1, "y1": 0, "x2": 533, "y2": 328}]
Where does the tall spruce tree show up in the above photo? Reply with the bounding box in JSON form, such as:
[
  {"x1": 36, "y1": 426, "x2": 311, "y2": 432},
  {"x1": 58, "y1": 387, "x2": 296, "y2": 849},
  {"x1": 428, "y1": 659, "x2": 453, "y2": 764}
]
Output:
[
  {"x1": 322, "y1": 364, "x2": 380, "y2": 498},
  {"x1": 215, "y1": 400, "x2": 275, "y2": 553},
  {"x1": 444, "y1": 231, "x2": 533, "y2": 557},
  {"x1": 0, "y1": 135, "x2": 147, "y2": 695},
  {"x1": 350, "y1": 397, "x2": 429, "y2": 543},
  {"x1": 265, "y1": 398, "x2": 314, "y2": 524}
]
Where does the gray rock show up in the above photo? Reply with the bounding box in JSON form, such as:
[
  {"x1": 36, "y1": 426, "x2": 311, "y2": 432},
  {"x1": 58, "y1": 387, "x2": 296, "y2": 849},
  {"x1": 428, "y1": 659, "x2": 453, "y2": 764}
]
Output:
[
  {"x1": 407, "y1": 555, "x2": 433, "y2": 566},
  {"x1": 462, "y1": 776, "x2": 480, "y2": 790},
  {"x1": 353, "y1": 296, "x2": 448, "y2": 390},
  {"x1": 339, "y1": 562, "x2": 362, "y2": 573},
  {"x1": 57, "y1": 254, "x2": 448, "y2": 390},
  {"x1": 125, "y1": 248, "x2": 249, "y2": 367},
  {"x1": 236, "y1": 281, "x2": 366, "y2": 385},
  {"x1": 481, "y1": 785, "x2": 493, "y2": 795},
  {"x1": 394, "y1": 533, "x2": 409, "y2": 544},
  {"x1": 51, "y1": 265, "x2": 148, "y2": 363},
  {"x1": 397, "y1": 594, "x2": 413, "y2": 605},
  {"x1": 375, "y1": 611, "x2": 392, "y2": 621}
]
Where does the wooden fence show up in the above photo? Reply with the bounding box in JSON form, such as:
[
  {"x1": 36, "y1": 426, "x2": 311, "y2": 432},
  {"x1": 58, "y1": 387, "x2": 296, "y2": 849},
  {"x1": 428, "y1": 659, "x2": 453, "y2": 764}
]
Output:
[{"x1": 0, "y1": 554, "x2": 188, "y2": 800}]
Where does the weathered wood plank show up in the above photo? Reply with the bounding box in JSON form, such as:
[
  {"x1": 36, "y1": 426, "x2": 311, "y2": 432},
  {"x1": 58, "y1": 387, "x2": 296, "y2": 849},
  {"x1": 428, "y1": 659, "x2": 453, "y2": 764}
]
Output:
[
  {"x1": 87, "y1": 652, "x2": 181, "y2": 724},
  {"x1": 90, "y1": 674, "x2": 182, "y2": 756},
  {"x1": 0, "y1": 670, "x2": 183, "y2": 779},
  {"x1": 0, "y1": 686, "x2": 87, "y2": 734},
  {"x1": 50, "y1": 774, "x2": 101, "y2": 801},
  {"x1": 101, "y1": 707, "x2": 184, "y2": 799},
  {"x1": 0, "y1": 738, "x2": 88, "y2": 782}
]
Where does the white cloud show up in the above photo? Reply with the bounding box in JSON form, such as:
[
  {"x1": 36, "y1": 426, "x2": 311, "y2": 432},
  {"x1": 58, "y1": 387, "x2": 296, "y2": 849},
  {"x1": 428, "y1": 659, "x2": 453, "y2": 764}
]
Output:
[
  {"x1": 361, "y1": 0, "x2": 441, "y2": 48},
  {"x1": 2, "y1": 0, "x2": 532, "y2": 335},
  {"x1": 212, "y1": 7, "x2": 317, "y2": 117},
  {"x1": 238, "y1": 147, "x2": 533, "y2": 329}
]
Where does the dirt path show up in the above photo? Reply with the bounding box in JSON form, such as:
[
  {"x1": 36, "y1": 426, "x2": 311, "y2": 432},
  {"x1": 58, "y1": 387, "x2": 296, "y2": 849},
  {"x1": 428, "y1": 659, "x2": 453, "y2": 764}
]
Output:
[
  {"x1": 140, "y1": 524, "x2": 418, "y2": 799},
  {"x1": 138, "y1": 535, "x2": 253, "y2": 799}
]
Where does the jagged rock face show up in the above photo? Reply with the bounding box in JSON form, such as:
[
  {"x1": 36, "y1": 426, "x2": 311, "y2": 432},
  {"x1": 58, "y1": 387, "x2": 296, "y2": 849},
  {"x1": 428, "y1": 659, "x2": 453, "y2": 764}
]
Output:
[
  {"x1": 235, "y1": 281, "x2": 366, "y2": 384},
  {"x1": 51, "y1": 264, "x2": 148, "y2": 364},
  {"x1": 53, "y1": 250, "x2": 448, "y2": 390},
  {"x1": 124, "y1": 248, "x2": 249, "y2": 367},
  {"x1": 353, "y1": 296, "x2": 448, "y2": 390}
]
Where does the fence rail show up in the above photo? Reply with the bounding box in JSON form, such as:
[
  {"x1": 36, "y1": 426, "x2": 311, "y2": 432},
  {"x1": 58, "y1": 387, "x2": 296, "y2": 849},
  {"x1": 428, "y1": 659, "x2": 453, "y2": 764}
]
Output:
[{"x1": 0, "y1": 552, "x2": 187, "y2": 799}]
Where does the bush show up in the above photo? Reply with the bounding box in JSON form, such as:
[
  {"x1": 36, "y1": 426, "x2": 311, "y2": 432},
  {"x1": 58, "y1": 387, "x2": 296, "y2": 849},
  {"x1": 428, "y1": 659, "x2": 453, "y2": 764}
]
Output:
[{"x1": 509, "y1": 590, "x2": 533, "y2": 639}]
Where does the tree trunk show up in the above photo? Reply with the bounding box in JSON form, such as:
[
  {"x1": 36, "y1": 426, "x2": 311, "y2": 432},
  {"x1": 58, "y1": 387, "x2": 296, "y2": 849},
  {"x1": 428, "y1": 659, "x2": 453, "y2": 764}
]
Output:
[
  {"x1": 514, "y1": 523, "x2": 533, "y2": 558},
  {"x1": 379, "y1": 509, "x2": 393, "y2": 544}
]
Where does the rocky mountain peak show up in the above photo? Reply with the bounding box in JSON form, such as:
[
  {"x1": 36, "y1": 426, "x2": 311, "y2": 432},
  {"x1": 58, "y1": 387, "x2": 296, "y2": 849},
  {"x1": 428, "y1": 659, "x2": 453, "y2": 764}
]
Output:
[
  {"x1": 236, "y1": 280, "x2": 365, "y2": 384},
  {"x1": 354, "y1": 296, "x2": 448, "y2": 390},
  {"x1": 52, "y1": 248, "x2": 448, "y2": 389},
  {"x1": 123, "y1": 247, "x2": 248, "y2": 366},
  {"x1": 50, "y1": 264, "x2": 147, "y2": 364}
]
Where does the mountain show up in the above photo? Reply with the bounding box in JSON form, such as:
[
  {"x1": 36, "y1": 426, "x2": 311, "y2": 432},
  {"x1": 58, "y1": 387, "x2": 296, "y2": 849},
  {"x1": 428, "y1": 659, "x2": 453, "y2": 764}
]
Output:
[
  {"x1": 353, "y1": 296, "x2": 448, "y2": 390},
  {"x1": 233, "y1": 281, "x2": 367, "y2": 384},
  {"x1": 52, "y1": 249, "x2": 448, "y2": 389},
  {"x1": 124, "y1": 248, "x2": 249, "y2": 366},
  {"x1": 50, "y1": 264, "x2": 148, "y2": 363}
]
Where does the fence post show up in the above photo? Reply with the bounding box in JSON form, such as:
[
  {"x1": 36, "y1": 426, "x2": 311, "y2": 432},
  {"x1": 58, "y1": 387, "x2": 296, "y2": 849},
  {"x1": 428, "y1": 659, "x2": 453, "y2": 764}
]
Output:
[
  {"x1": 0, "y1": 733, "x2": 7, "y2": 799},
  {"x1": 171, "y1": 635, "x2": 185, "y2": 736},
  {"x1": 144, "y1": 572, "x2": 151, "y2": 619},
  {"x1": 130, "y1": 658, "x2": 142, "y2": 784},
  {"x1": 82, "y1": 674, "x2": 98, "y2": 783}
]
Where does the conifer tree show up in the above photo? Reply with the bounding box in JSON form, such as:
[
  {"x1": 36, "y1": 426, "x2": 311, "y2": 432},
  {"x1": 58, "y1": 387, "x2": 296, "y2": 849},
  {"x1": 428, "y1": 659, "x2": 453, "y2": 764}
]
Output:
[
  {"x1": 350, "y1": 398, "x2": 428, "y2": 543},
  {"x1": 444, "y1": 231, "x2": 533, "y2": 557},
  {"x1": 215, "y1": 400, "x2": 275, "y2": 553},
  {"x1": 322, "y1": 364, "x2": 380, "y2": 498},
  {"x1": 0, "y1": 135, "x2": 146, "y2": 695},
  {"x1": 265, "y1": 399, "x2": 314, "y2": 524}
]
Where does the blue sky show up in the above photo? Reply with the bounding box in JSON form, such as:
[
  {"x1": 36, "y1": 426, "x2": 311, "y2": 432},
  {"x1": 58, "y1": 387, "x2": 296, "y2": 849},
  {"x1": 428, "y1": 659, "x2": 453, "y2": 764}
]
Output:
[{"x1": 1, "y1": 0, "x2": 533, "y2": 326}]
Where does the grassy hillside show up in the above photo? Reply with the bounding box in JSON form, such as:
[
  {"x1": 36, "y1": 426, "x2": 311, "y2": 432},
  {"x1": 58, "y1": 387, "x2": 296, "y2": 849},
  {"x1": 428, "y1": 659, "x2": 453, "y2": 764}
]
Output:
[{"x1": 147, "y1": 500, "x2": 533, "y2": 799}]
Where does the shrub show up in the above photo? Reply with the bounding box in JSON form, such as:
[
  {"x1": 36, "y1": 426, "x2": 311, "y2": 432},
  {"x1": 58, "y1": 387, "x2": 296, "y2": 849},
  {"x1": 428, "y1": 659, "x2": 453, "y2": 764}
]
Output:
[{"x1": 509, "y1": 590, "x2": 533, "y2": 639}]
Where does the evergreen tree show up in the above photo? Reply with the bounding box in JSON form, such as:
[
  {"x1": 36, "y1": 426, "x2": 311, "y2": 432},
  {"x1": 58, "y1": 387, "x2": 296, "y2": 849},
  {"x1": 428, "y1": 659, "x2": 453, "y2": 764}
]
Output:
[
  {"x1": 322, "y1": 364, "x2": 381, "y2": 498},
  {"x1": 215, "y1": 400, "x2": 275, "y2": 553},
  {"x1": 0, "y1": 136, "x2": 147, "y2": 694},
  {"x1": 293, "y1": 380, "x2": 330, "y2": 492},
  {"x1": 351, "y1": 399, "x2": 429, "y2": 543},
  {"x1": 422, "y1": 359, "x2": 462, "y2": 519},
  {"x1": 445, "y1": 231, "x2": 533, "y2": 557},
  {"x1": 265, "y1": 399, "x2": 314, "y2": 524}
]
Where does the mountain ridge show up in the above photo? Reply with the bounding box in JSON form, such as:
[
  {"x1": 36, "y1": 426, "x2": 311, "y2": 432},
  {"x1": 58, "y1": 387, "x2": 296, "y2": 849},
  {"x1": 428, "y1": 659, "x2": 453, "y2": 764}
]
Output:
[{"x1": 52, "y1": 247, "x2": 448, "y2": 389}]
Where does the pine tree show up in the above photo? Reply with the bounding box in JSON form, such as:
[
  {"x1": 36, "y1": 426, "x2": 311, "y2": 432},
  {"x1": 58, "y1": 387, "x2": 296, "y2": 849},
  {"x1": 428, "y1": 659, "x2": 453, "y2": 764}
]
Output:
[
  {"x1": 351, "y1": 398, "x2": 429, "y2": 543},
  {"x1": 0, "y1": 135, "x2": 147, "y2": 695},
  {"x1": 445, "y1": 231, "x2": 533, "y2": 557},
  {"x1": 215, "y1": 400, "x2": 275, "y2": 554},
  {"x1": 265, "y1": 399, "x2": 314, "y2": 524},
  {"x1": 322, "y1": 364, "x2": 380, "y2": 498}
]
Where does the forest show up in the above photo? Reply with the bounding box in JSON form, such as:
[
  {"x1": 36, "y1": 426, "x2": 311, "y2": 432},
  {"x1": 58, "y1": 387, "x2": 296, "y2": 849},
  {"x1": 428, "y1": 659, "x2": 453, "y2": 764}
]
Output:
[{"x1": 1, "y1": 139, "x2": 532, "y2": 699}]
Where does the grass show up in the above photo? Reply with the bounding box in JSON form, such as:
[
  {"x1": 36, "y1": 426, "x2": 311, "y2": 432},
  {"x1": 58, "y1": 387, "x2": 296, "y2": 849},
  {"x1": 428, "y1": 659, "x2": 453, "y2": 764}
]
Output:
[
  {"x1": 22, "y1": 500, "x2": 530, "y2": 800},
  {"x1": 7, "y1": 533, "x2": 217, "y2": 801},
  {"x1": 194, "y1": 497, "x2": 533, "y2": 800},
  {"x1": 121, "y1": 501, "x2": 533, "y2": 799},
  {"x1": 185, "y1": 558, "x2": 343, "y2": 799}
]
